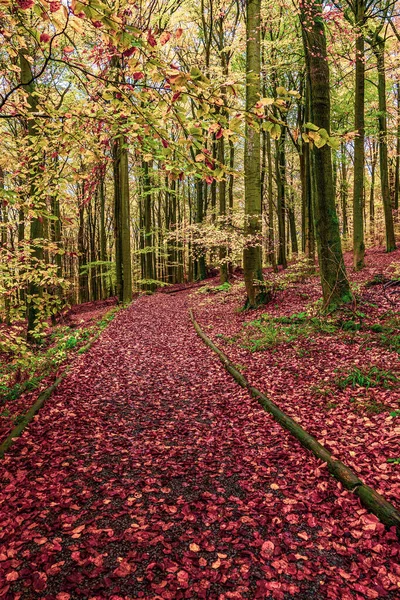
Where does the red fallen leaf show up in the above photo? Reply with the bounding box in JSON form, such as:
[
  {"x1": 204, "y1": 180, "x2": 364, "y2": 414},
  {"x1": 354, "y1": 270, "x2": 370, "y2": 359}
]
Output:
[
  {"x1": 261, "y1": 540, "x2": 274, "y2": 559},
  {"x1": 189, "y1": 543, "x2": 200, "y2": 552},
  {"x1": 33, "y1": 537, "x2": 48, "y2": 545},
  {"x1": 114, "y1": 560, "x2": 131, "y2": 577},
  {"x1": 40, "y1": 33, "x2": 51, "y2": 44},
  {"x1": 199, "y1": 558, "x2": 207, "y2": 567},
  {"x1": 56, "y1": 594, "x2": 71, "y2": 600},
  {"x1": 133, "y1": 72, "x2": 144, "y2": 81},
  {"x1": 353, "y1": 584, "x2": 379, "y2": 599},
  {"x1": 5, "y1": 572, "x2": 18, "y2": 582},
  {"x1": 71, "y1": 524, "x2": 85, "y2": 534},
  {"x1": 32, "y1": 572, "x2": 47, "y2": 593},
  {"x1": 177, "y1": 570, "x2": 189, "y2": 588},
  {"x1": 46, "y1": 561, "x2": 65, "y2": 576},
  {"x1": 212, "y1": 558, "x2": 221, "y2": 569},
  {"x1": 297, "y1": 531, "x2": 309, "y2": 540}
]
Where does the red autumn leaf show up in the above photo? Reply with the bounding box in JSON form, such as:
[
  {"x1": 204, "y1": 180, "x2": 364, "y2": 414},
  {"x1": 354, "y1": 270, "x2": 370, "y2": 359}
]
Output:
[
  {"x1": 261, "y1": 541, "x2": 275, "y2": 559},
  {"x1": 49, "y1": 1, "x2": 61, "y2": 11},
  {"x1": 160, "y1": 31, "x2": 171, "y2": 45},
  {"x1": 147, "y1": 31, "x2": 157, "y2": 47},
  {"x1": 17, "y1": 0, "x2": 34, "y2": 9},
  {"x1": 40, "y1": 33, "x2": 51, "y2": 44},
  {"x1": 32, "y1": 572, "x2": 47, "y2": 593},
  {"x1": 5, "y1": 572, "x2": 18, "y2": 582},
  {"x1": 189, "y1": 543, "x2": 200, "y2": 552},
  {"x1": 123, "y1": 47, "x2": 136, "y2": 58},
  {"x1": 71, "y1": 524, "x2": 85, "y2": 534},
  {"x1": 177, "y1": 570, "x2": 189, "y2": 588},
  {"x1": 114, "y1": 560, "x2": 131, "y2": 577}
]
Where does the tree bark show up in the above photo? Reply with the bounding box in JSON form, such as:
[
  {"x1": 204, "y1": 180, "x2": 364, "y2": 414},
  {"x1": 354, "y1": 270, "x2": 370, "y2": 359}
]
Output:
[
  {"x1": 244, "y1": 0, "x2": 263, "y2": 306},
  {"x1": 373, "y1": 36, "x2": 396, "y2": 252},
  {"x1": 301, "y1": 0, "x2": 352, "y2": 308},
  {"x1": 353, "y1": 0, "x2": 366, "y2": 269}
]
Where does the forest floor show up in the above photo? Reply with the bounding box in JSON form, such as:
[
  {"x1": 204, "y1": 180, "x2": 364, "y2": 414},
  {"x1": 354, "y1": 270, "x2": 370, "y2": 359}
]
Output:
[
  {"x1": 0, "y1": 297, "x2": 118, "y2": 442},
  {"x1": 0, "y1": 247, "x2": 399, "y2": 599}
]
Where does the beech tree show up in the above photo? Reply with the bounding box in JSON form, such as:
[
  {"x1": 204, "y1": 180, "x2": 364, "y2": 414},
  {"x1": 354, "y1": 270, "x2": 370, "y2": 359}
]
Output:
[
  {"x1": 300, "y1": 0, "x2": 352, "y2": 308},
  {"x1": 243, "y1": 0, "x2": 263, "y2": 307}
]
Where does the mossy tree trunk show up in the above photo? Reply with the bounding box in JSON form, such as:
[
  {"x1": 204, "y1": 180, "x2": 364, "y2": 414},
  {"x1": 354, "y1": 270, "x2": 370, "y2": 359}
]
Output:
[
  {"x1": 373, "y1": 35, "x2": 396, "y2": 252},
  {"x1": 244, "y1": 0, "x2": 263, "y2": 307},
  {"x1": 353, "y1": 0, "x2": 366, "y2": 269},
  {"x1": 301, "y1": 0, "x2": 352, "y2": 308}
]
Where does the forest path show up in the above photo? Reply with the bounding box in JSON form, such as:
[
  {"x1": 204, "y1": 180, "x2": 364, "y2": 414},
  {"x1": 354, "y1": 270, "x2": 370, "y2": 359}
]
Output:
[{"x1": 0, "y1": 292, "x2": 398, "y2": 599}]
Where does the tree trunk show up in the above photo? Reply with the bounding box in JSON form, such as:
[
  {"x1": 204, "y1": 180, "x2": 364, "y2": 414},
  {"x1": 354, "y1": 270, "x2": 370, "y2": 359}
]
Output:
[
  {"x1": 113, "y1": 137, "x2": 132, "y2": 303},
  {"x1": 275, "y1": 130, "x2": 287, "y2": 268},
  {"x1": 373, "y1": 37, "x2": 396, "y2": 252},
  {"x1": 353, "y1": 0, "x2": 366, "y2": 270},
  {"x1": 301, "y1": 0, "x2": 351, "y2": 308},
  {"x1": 395, "y1": 82, "x2": 400, "y2": 212},
  {"x1": 243, "y1": 0, "x2": 263, "y2": 307},
  {"x1": 20, "y1": 51, "x2": 44, "y2": 340},
  {"x1": 340, "y1": 142, "x2": 349, "y2": 237},
  {"x1": 218, "y1": 135, "x2": 228, "y2": 283}
]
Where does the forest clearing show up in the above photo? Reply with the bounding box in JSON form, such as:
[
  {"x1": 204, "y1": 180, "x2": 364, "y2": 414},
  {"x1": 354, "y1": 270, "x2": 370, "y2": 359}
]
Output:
[{"x1": 1, "y1": 0, "x2": 400, "y2": 598}]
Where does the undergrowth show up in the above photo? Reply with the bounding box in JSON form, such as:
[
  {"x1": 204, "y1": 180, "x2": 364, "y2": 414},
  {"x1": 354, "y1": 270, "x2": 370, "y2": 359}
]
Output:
[
  {"x1": 335, "y1": 366, "x2": 399, "y2": 390},
  {"x1": 0, "y1": 307, "x2": 119, "y2": 405}
]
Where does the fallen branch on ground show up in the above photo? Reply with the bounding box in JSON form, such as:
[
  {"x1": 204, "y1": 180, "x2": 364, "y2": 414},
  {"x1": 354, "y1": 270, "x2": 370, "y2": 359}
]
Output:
[{"x1": 189, "y1": 308, "x2": 400, "y2": 535}]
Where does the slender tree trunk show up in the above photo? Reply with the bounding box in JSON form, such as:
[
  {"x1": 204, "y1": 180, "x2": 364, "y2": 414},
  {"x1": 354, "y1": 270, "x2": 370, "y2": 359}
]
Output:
[
  {"x1": 113, "y1": 137, "x2": 132, "y2": 302},
  {"x1": 395, "y1": 82, "x2": 400, "y2": 213},
  {"x1": 369, "y1": 139, "x2": 378, "y2": 238},
  {"x1": 20, "y1": 51, "x2": 44, "y2": 340},
  {"x1": 275, "y1": 130, "x2": 287, "y2": 268},
  {"x1": 373, "y1": 37, "x2": 396, "y2": 252},
  {"x1": 196, "y1": 180, "x2": 207, "y2": 280},
  {"x1": 340, "y1": 142, "x2": 349, "y2": 237},
  {"x1": 244, "y1": 0, "x2": 263, "y2": 307},
  {"x1": 99, "y1": 175, "x2": 108, "y2": 298},
  {"x1": 78, "y1": 197, "x2": 89, "y2": 304},
  {"x1": 218, "y1": 134, "x2": 228, "y2": 283},
  {"x1": 266, "y1": 132, "x2": 277, "y2": 271},
  {"x1": 353, "y1": 0, "x2": 366, "y2": 270},
  {"x1": 142, "y1": 160, "x2": 155, "y2": 291},
  {"x1": 301, "y1": 0, "x2": 351, "y2": 308}
]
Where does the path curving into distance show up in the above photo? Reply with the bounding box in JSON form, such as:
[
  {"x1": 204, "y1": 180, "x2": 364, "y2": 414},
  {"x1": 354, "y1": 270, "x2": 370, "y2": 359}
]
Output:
[{"x1": 0, "y1": 292, "x2": 399, "y2": 599}]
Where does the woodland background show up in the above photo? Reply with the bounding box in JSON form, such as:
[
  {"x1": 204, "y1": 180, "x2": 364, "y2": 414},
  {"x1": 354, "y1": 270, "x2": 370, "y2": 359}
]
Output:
[{"x1": 0, "y1": 0, "x2": 399, "y2": 348}]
